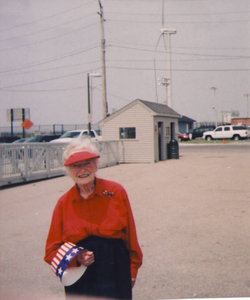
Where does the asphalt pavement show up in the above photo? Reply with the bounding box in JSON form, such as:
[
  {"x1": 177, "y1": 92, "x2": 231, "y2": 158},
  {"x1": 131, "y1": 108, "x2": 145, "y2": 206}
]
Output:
[{"x1": 0, "y1": 142, "x2": 250, "y2": 300}]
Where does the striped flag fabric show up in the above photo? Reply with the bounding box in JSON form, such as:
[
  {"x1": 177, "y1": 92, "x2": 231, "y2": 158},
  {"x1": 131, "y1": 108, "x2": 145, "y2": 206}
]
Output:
[{"x1": 51, "y1": 242, "x2": 85, "y2": 281}]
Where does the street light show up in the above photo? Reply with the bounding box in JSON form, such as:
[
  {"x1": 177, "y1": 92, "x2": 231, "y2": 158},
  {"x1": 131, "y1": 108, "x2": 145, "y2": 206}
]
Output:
[
  {"x1": 157, "y1": 78, "x2": 170, "y2": 105},
  {"x1": 244, "y1": 93, "x2": 249, "y2": 118},
  {"x1": 210, "y1": 87, "x2": 218, "y2": 127},
  {"x1": 87, "y1": 73, "x2": 101, "y2": 135}
]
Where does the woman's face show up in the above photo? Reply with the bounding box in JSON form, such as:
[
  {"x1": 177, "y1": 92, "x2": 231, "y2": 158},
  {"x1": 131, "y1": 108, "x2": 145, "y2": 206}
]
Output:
[{"x1": 67, "y1": 159, "x2": 97, "y2": 186}]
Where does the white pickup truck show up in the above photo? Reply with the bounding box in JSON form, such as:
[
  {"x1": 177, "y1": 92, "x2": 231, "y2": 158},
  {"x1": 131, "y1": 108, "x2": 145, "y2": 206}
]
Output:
[
  {"x1": 50, "y1": 129, "x2": 102, "y2": 143},
  {"x1": 203, "y1": 125, "x2": 250, "y2": 141}
]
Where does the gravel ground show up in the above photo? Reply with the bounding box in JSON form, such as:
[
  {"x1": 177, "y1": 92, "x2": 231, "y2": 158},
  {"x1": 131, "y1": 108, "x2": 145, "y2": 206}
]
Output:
[{"x1": 0, "y1": 143, "x2": 250, "y2": 300}]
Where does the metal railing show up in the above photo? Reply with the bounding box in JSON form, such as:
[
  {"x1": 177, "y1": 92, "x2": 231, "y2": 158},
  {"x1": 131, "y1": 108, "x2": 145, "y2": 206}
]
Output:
[{"x1": 0, "y1": 141, "x2": 124, "y2": 187}]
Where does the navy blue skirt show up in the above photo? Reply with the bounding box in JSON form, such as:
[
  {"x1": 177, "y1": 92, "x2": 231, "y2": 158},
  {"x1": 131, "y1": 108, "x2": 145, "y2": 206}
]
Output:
[{"x1": 65, "y1": 236, "x2": 132, "y2": 299}]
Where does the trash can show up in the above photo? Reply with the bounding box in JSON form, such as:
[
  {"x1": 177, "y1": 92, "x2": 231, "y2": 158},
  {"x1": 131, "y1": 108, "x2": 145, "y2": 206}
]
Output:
[{"x1": 167, "y1": 139, "x2": 179, "y2": 159}]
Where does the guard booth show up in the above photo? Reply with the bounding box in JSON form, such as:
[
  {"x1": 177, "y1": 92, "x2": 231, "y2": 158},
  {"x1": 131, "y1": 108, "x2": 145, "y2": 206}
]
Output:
[{"x1": 98, "y1": 99, "x2": 181, "y2": 163}]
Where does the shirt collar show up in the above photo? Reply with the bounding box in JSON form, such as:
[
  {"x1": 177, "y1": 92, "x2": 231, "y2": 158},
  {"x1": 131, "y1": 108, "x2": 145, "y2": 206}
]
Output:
[
  {"x1": 70, "y1": 177, "x2": 105, "y2": 201},
  {"x1": 94, "y1": 177, "x2": 106, "y2": 198}
]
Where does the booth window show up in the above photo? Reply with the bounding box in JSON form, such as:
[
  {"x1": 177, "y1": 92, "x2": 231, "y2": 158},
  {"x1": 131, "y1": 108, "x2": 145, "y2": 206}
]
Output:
[{"x1": 119, "y1": 127, "x2": 136, "y2": 139}]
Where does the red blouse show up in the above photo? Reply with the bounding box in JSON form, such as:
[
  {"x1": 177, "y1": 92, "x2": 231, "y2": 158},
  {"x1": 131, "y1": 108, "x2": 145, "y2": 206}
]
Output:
[{"x1": 44, "y1": 177, "x2": 143, "y2": 279}]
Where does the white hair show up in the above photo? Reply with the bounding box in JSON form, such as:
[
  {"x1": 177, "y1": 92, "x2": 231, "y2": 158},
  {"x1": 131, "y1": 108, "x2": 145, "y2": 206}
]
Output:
[{"x1": 63, "y1": 137, "x2": 100, "y2": 163}]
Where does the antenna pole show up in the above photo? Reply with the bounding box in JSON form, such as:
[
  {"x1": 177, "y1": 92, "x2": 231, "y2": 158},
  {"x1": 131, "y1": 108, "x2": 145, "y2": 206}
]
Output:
[
  {"x1": 98, "y1": 0, "x2": 108, "y2": 119},
  {"x1": 154, "y1": 59, "x2": 159, "y2": 103},
  {"x1": 162, "y1": 0, "x2": 164, "y2": 28},
  {"x1": 166, "y1": 32, "x2": 172, "y2": 107},
  {"x1": 87, "y1": 73, "x2": 91, "y2": 134},
  {"x1": 159, "y1": 28, "x2": 176, "y2": 108},
  {"x1": 210, "y1": 87, "x2": 218, "y2": 127}
]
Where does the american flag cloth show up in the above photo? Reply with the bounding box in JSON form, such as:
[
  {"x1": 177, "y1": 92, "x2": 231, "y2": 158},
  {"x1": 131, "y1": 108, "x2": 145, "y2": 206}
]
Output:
[{"x1": 51, "y1": 242, "x2": 85, "y2": 281}]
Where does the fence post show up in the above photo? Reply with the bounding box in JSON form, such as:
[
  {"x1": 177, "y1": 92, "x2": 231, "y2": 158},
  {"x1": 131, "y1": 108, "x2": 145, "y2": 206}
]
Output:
[
  {"x1": 24, "y1": 145, "x2": 28, "y2": 181},
  {"x1": 116, "y1": 141, "x2": 119, "y2": 164},
  {"x1": 46, "y1": 144, "x2": 50, "y2": 175}
]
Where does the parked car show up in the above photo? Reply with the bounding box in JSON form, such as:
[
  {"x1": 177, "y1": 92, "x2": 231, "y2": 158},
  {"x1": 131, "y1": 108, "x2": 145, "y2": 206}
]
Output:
[
  {"x1": 12, "y1": 138, "x2": 27, "y2": 143},
  {"x1": 178, "y1": 133, "x2": 190, "y2": 142},
  {"x1": 203, "y1": 125, "x2": 250, "y2": 141},
  {"x1": 0, "y1": 136, "x2": 20, "y2": 143},
  {"x1": 25, "y1": 135, "x2": 61, "y2": 143},
  {"x1": 189, "y1": 126, "x2": 215, "y2": 140},
  {"x1": 50, "y1": 129, "x2": 102, "y2": 143}
]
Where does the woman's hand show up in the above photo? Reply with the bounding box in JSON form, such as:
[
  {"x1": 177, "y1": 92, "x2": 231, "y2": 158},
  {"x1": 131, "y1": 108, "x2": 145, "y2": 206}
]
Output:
[
  {"x1": 76, "y1": 250, "x2": 94, "y2": 267},
  {"x1": 131, "y1": 278, "x2": 136, "y2": 288}
]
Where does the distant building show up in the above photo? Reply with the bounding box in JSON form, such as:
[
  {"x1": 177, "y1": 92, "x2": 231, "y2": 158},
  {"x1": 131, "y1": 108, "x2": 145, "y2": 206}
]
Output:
[
  {"x1": 221, "y1": 111, "x2": 232, "y2": 124},
  {"x1": 98, "y1": 99, "x2": 181, "y2": 163},
  {"x1": 231, "y1": 118, "x2": 250, "y2": 126},
  {"x1": 178, "y1": 115, "x2": 196, "y2": 133}
]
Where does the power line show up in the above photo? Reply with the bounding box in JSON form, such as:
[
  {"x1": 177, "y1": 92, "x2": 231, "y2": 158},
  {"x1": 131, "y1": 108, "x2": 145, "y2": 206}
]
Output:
[
  {"x1": 0, "y1": 44, "x2": 100, "y2": 74},
  {"x1": 108, "y1": 40, "x2": 250, "y2": 51},
  {"x1": 109, "y1": 44, "x2": 250, "y2": 59},
  {"x1": 0, "y1": 14, "x2": 96, "y2": 44},
  {"x1": 106, "y1": 66, "x2": 250, "y2": 72},
  {"x1": 105, "y1": 10, "x2": 250, "y2": 17},
  {"x1": 0, "y1": 66, "x2": 101, "y2": 90},
  {"x1": 108, "y1": 18, "x2": 250, "y2": 24},
  {"x1": 0, "y1": 0, "x2": 95, "y2": 32},
  {"x1": 0, "y1": 42, "x2": 248, "y2": 79},
  {"x1": 0, "y1": 60, "x2": 101, "y2": 77},
  {"x1": 95, "y1": 86, "x2": 131, "y2": 103},
  {"x1": 108, "y1": 57, "x2": 247, "y2": 63},
  {"x1": 1, "y1": 66, "x2": 248, "y2": 93},
  {"x1": 115, "y1": 0, "x2": 237, "y2": 1},
  {"x1": 0, "y1": 22, "x2": 99, "y2": 53},
  {"x1": 0, "y1": 87, "x2": 86, "y2": 93},
  {"x1": 2, "y1": 54, "x2": 245, "y2": 78},
  {"x1": 1, "y1": 43, "x2": 247, "y2": 77},
  {"x1": 1, "y1": 47, "x2": 248, "y2": 77}
]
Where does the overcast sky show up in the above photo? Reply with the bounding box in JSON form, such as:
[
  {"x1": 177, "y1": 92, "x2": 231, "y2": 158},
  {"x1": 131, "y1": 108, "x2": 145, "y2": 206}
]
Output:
[{"x1": 0, "y1": 0, "x2": 249, "y2": 129}]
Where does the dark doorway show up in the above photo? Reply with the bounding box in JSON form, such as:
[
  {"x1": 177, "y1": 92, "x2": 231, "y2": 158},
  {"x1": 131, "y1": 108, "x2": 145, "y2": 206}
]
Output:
[
  {"x1": 158, "y1": 122, "x2": 163, "y2": 161},
  {"x1": 170, "y1": 122, "x2": 175, "y2": 140}
]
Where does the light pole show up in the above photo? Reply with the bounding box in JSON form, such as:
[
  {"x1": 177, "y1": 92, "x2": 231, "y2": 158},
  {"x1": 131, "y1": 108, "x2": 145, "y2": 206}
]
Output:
[
  {"x1": 87, "y1": 73, "x2": 101, "y2": 135},
  {"x1": 160, "y1": 28, "x2": 176, "y2": 108},
  {"x1": 210, "y1": 87, "x2": 218, "y2": 127},
  {"x1": 157, "y1": 78, "x2": 169, "y2": 105},
  {"x1": 244, "y1": 93, "x2": 249, "y2": 117}
]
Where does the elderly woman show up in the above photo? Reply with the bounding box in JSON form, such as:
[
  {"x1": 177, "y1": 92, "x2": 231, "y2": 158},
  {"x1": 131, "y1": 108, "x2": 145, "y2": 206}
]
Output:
[{"x1": 44, "y1": 137, "x2": 143, "y2": 299}]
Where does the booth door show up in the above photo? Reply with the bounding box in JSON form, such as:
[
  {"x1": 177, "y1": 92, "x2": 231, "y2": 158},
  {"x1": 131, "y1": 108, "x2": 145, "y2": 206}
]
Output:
[{"x1": 158, "y1": 122, "x2": 163, "y2": 161}]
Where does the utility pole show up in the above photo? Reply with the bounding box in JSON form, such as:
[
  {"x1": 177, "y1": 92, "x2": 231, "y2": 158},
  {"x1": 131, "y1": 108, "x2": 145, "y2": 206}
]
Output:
[
  {"x1": 87, "y1": 73, "x2": 91, "y2": 135},
  {"x1": 98, "y1": 0, "x2": 108, "y2": 119},
  {"x1": 244, "y1": 93, "x2": 249, "y2": 117}
]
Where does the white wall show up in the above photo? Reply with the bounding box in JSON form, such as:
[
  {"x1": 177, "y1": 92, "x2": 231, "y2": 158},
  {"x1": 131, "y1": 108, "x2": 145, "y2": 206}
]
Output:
[{"x1": 102, "y1": 103, "x2": 155, "y2": 163}]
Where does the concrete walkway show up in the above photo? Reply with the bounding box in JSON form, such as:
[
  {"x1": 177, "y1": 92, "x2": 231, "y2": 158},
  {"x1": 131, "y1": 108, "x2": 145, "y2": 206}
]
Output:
[{"x1": 0, "y1": 143, "x2": 250, "y2": 300}]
